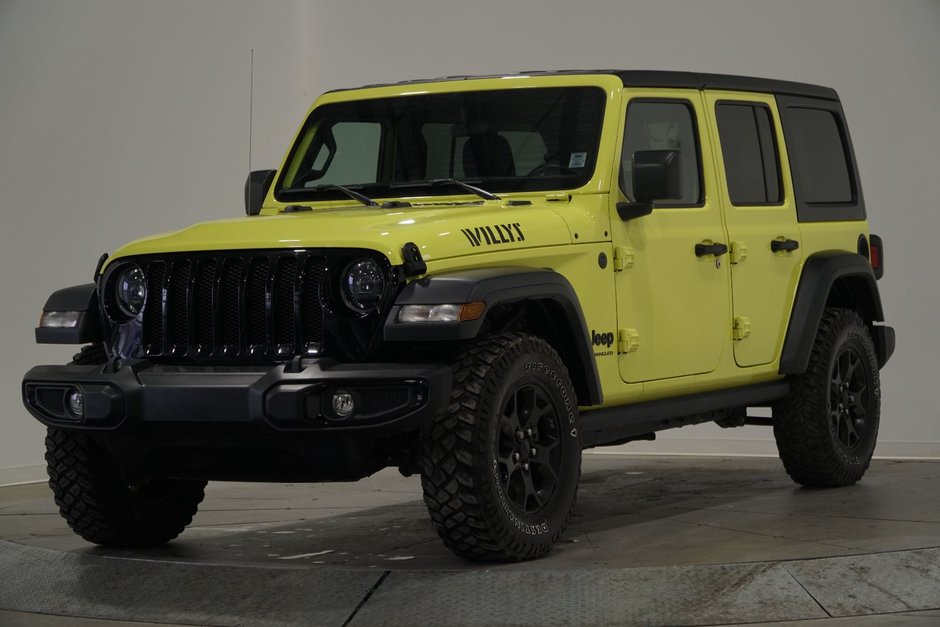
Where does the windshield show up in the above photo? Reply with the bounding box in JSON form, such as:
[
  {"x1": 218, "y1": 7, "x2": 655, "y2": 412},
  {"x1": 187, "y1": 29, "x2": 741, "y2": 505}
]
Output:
[{"x1": 275, "y1": 86, "x2": 606, "y2": 202}]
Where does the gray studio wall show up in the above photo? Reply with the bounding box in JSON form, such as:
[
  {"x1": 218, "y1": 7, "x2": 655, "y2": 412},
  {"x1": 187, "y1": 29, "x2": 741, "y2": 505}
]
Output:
[
  {"x1": 1, "y1": 0, "x2": 938, "y2": 482},
  {"x1": 0, "y1": 0, "x2": 317, "y2": 482}
]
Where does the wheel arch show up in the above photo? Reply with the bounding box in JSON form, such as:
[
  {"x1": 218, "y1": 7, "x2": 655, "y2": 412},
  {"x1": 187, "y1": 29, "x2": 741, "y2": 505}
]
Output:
[
  {"x1": 383, "y1": 267, "x2": 603, "y2": 406},
  {"x1": 779, "y1": 251, "x2": 891, "y2": 374}
]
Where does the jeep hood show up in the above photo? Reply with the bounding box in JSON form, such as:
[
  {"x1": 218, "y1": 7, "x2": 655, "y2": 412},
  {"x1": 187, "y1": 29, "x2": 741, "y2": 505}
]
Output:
[{"x1": 107, "y1": 201, "x2": 573, "y2": 267}]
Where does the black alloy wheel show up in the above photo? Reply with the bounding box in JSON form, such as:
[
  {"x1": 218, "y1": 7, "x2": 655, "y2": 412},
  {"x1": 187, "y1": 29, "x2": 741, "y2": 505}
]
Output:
[
  {"x1": 496, "y1": 383, "x2": 563, "y2": 515},
  {"x1": 829, "y1": 346, "x2": 873, "y2": 450},
  {"x1": 420, "y1": 332, "x2": 582, "y2": 561}
]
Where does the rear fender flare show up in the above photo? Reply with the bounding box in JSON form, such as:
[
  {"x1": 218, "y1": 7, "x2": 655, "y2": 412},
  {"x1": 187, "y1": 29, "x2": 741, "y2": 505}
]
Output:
[{"x1": 780, "y1": 252, "x2": 888, "y2": 373}]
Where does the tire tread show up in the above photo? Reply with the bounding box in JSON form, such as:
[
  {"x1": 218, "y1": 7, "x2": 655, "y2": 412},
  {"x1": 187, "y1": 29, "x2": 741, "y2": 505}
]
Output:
[
  {"x1": 773, "y1": 308, "x2": 880, "y2": 487},
  {"x1": 419, "y1": 332, "x2": 579, "y2": 561}
]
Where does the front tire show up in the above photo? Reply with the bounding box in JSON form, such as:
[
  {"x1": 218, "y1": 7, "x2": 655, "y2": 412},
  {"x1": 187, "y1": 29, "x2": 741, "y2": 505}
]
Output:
[
  {"x1": 420, "y1": 333, "x2": 581, "y2": 561},
  {"x1": 45, "y1": 428, "x2": 207, "y2": 547},
  {"x1": 773, "y1": 308, "x2": 881, "y2": 487},
  {"x1": 42, "y1": 343, "x2": 207, "y2": 546}
]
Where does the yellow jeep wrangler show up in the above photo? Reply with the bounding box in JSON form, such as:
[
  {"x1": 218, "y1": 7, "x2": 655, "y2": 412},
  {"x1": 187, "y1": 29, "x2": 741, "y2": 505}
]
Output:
[{"x1": 23, "y1": 71, "x2": 895, "y2": 561}]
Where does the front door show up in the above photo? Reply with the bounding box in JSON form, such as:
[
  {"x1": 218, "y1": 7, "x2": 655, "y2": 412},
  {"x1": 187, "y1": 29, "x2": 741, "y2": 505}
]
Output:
[
  {"x1": 612, "y1": 91, "x2": 731, "y2": 384},
  {"x1": 703, "y1": 91, "x2": 802, "y2": 368}
]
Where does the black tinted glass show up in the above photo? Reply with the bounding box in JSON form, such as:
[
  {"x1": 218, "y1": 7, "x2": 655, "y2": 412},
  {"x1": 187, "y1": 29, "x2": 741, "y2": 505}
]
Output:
[
  {"x1": 715, "y1": 104, "x2": 782, "y2": 204},
  {"x1": 787, "y1": 107, "x2": 853, "y2": 203},
  {"x1": 621, "y1": 101, "x2": 701, "y2": 205},
  {"x1": 754, "y1": 107, "x2": 781, "y2": 202},
  {"x1": 276, "y1": 87, "x2": 606, "y2": 201}
]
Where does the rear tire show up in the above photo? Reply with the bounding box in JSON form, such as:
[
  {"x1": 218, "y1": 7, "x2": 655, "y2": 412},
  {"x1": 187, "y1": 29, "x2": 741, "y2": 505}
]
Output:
[
  {"x1": 773, "y1": 308, "x2": 881, "y2": 487},
  {"x1": 419, "y1": 333, "x2": 581, "y2": 561}
]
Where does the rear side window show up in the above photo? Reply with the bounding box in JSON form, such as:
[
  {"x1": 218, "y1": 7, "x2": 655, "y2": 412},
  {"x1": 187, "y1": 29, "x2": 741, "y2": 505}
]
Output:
[
  {"x1": 620, "y1": 100, "x2": 702, "y2": 206},
  {"x1": 786, "y1": 108, "x2": 853, "y2": 203},
  {"x1": 715, "y1": 104, "x2": 782, "y2": 205}
]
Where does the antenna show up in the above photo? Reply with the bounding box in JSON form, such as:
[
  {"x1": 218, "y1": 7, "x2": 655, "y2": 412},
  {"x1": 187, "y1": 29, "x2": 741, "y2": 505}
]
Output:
[
  {"x1": 248, "y1": 48, "x2": 254, "y2": 176},
  {"x1": 246, "y1": 48, "x2": 255, "y2": 215}
]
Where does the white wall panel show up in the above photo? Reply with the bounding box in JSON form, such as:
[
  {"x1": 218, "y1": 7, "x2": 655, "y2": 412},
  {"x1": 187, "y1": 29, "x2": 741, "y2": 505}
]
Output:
[{"x1": 2, "y1": 0, "x2": 938, "y2": 481}]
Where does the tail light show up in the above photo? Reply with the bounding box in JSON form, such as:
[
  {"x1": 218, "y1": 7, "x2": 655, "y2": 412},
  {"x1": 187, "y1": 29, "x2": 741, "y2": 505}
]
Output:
[{"x1": 869, "y1": 234, "x2": 884, "y2": 280}]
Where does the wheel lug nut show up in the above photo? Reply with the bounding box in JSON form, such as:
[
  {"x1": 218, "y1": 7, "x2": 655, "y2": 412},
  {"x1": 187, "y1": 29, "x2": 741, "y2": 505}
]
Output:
[
  {"x1": 515, "y1": 430, "x2": 524, "y2": 441},
  {"x1": 525, "y1": 428, "x2": 533, "y2": 437},
  {"x1": 531, "y1": 448, "x2": 537, "y2": 457},
  {"x1": 522, "y1": 462, "x2": 530, "y2": 471},
  {"x1": 512, "y1": 452, "x2": 520, "y2": 462}
]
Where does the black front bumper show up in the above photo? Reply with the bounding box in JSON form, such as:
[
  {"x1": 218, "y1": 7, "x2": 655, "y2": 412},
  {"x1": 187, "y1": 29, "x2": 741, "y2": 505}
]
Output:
[
  {"x1": 23, "y1": 358, "x2": 451, "y2": 434},
  {"x1": 22, "y1": 359, "x2": 451, "y2": 481}
]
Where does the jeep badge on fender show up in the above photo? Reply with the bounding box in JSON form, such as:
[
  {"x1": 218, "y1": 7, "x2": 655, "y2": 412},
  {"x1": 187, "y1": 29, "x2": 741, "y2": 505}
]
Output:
[
  {"x1": 592, "y1": 330, "x2": 614, "y2": 348},
  {"x1": 23, "y1": 70, "x2": 894, "y2": 562}
]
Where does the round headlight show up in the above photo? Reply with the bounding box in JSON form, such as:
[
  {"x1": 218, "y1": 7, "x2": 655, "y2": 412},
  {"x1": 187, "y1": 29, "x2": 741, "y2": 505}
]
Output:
[
  {"x1": 114, "y1": 264, "x2": 148, "y2": 318},
  {"x1": 340, "y1": 259, "x2": 385, "y2": 312}
]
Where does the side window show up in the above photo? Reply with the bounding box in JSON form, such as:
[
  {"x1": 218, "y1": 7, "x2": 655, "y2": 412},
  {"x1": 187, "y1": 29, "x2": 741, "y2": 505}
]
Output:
[
  {"x1": 715, "y1": 103, "x2": 782, "y2": 205},
  {"x1": 786, "y1": 108, "x2": 853, "y2": 203},
  {"x1": 620, "y1": 101, "x2": 701, "y2": 205},
  {"x1": 306, "y1": 121, "x2": 381, "y2": 187}
]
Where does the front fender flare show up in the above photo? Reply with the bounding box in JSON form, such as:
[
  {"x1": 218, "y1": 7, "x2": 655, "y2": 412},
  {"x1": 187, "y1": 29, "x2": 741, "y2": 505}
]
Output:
[
  {"x1": 35, "y1": 283, "x2": 103, "y2": 345},
  {"x1": 384, "y1": 267, "x2": 602, "y2": 405}
]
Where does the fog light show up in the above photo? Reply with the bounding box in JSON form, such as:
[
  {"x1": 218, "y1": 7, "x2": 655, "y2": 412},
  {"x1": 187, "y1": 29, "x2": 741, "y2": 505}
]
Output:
[
  {"x1": 68, "y1": 390, "x2": 84, "y2": 418},
  {"x1": 331, "y1": 390, "x2": 356, "y2": 419}
]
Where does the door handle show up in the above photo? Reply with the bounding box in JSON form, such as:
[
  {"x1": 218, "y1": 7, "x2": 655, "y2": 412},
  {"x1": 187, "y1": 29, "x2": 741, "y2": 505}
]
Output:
[
  {"x1": 695, "y1": 242, "x2": 729, "y2": 257},
  {"x1": 770, "y1": 238, "x2": 800, "y2": 253}
]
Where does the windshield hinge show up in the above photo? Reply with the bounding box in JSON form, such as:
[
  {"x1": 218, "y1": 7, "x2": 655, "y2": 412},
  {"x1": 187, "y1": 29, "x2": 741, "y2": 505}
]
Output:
[{"x1": 401, "y1": 242, "x2": 427, "y2": 277}]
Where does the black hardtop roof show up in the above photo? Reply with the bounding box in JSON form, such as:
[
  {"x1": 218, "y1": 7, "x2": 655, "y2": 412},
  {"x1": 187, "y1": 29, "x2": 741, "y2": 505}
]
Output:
[{"x1": 331, "y1": 69, "x2": 838, "y2": 101}]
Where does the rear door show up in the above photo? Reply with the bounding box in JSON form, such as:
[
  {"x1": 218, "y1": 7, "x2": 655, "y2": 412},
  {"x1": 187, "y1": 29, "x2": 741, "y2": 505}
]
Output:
[
  {"x1": 704, "y1": 91, "x2": 802, "y2": 367},
  {"x1": 612, "y1": 91, "x2": 731, "y2": 383}
]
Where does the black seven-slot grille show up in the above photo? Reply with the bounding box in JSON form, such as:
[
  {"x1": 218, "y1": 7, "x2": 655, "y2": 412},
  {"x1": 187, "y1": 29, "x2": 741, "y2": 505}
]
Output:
[{"x1": 135, "y1": 251, "x2": 326, "y2": 360}]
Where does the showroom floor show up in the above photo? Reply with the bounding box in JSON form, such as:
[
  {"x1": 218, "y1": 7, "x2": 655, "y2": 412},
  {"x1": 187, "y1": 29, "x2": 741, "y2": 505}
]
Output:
[{"x1": 1, "y1": 454, "x2": 938, "y2": 626}]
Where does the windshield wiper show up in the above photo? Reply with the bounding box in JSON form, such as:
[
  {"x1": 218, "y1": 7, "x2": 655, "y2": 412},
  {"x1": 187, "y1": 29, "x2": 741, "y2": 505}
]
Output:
[
  {"x1": 307, "y1": 183, "x2": 379, "y2": 207},
  {"x1": 427, "y1": 178, "x2": 500, "y2": 201}
]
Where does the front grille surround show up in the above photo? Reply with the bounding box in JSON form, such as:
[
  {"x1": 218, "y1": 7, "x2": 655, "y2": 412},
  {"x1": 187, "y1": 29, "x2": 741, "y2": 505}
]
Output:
[{"x1": 99, "y1": 249, "x2": 392, "y2": 364}]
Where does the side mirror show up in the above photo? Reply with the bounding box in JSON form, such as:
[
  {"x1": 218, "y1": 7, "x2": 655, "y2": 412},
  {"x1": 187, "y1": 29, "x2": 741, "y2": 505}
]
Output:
[
  {"x1": 616, "y1": 149, "x2": 681, "y2": 222},
  {"x1": 245, "y1": 169, "x2": 276, "y2": 216},
  {"x1": 633, "y1": 149, "x2": 681, "y2": 202}
]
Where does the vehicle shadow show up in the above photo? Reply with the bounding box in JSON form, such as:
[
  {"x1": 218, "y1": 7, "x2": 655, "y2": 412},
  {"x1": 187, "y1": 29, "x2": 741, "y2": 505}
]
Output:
[{"x1": 77, "y1": 455, "x2": 850, "y2": 571}]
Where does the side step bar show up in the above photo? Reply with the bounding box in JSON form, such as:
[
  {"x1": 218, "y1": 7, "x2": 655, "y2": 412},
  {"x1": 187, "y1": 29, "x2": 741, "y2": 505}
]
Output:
[{"x1": 580, "y1": 380, "x2": 789, "y2": 449}]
